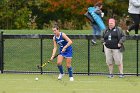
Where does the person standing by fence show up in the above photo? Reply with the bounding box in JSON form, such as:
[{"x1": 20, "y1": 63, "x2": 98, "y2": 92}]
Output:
[
  {"x1": 50, "y1": 25, "x2": 74, "y2": 81},
  {"x1": 125, "y1": 0, "x2": 140, "y2": 35},
  {"x1": 102, "y1": 18, "x2": 126, "y2": 78}
]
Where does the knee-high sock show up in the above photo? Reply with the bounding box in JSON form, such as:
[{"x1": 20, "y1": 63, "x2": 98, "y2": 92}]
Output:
[
  {"x1": 68, "y1": 67, "x2": 73, "y2": 77},
  {"x1": 58, "y1": 65, "x2": 63, "y2": 74}
]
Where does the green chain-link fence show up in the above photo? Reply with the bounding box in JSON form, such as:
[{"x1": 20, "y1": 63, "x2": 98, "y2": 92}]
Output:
[{"x1": 0, "y1": 33, "x2": 140, "y2": 75}]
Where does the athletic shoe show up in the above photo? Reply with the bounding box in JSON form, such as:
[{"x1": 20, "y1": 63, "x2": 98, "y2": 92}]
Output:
[
  {"x1": 108, "y1": 74, "x2": 114, "y2": 78},
  {"x1": 91, "y1": 40, "x2": 96, "y2": 45},
  {"x1": 119, "y1": 74, "x2": 124, "y2": 78},
  {"x1": 134, "y1": 34, "x2": 139, "y2": 36},
  {"x1": 70, "y1": 77, "x2": 74, "y2": 81},
  {"x1": 58, "y1": 74, "x2": 64, "y2": 80},
  {"x1": 125, "y1": 30, "x2": 129, "y2": 35}
]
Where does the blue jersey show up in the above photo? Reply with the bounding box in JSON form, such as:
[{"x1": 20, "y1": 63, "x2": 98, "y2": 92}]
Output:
[{"x1": 54, "y1": 32, "x2": 73, "y2": 58}]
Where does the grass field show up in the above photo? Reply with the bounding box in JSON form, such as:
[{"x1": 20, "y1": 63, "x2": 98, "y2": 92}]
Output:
[
  {"x1": 0, "y1": 74, "x2": 140, "y2": 93},
  {"x1": 2, "y1": 29, "x2": 137, "y2": 35}
]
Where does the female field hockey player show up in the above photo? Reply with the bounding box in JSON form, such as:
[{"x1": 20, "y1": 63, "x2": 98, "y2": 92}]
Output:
[{"x1": 50, "y1": 25, "x2": 74, "y2": 81}]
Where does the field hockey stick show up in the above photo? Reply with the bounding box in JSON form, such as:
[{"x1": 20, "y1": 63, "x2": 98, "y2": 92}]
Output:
[{"x1": 37, "y1": 53, "x2": 59, "y2": 69}]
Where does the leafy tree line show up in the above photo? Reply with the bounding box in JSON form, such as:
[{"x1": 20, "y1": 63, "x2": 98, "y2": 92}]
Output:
[{"x1": 0, "y1": 0, "x2": 128, "y2": 30}]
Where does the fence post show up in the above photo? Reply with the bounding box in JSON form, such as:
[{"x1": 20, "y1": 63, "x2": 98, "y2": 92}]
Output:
[
  {"x1": 88, "y1": 38, "x2": 90, "y2": 75},
  {"x1": 0, "y1": 31, "x2": 4, "y2": 73},
  {"x1": 136, "y1": 39, "x2": 139, "y2": 76},
  {"x1": 40, "y1": 38, "x2": 43, "y2": 74}
]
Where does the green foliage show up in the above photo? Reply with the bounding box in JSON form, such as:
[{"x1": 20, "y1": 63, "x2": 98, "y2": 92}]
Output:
[
  {"x1": 14, "y1": 7, "x2": 31, "y2": 29},
  {"x1": 103, "y1": 0, "x2": 128, "y2": 17},
  {"x1": 0, "y1": 0, "x2": 32, "y2": 29}
]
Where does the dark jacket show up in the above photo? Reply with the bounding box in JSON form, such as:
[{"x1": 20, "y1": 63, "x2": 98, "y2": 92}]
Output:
[{"x1": 102, "y1": 26, "x2": 126, "y2": 52}]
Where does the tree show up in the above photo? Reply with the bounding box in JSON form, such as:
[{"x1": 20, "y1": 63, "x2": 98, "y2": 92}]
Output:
[
  {"x1": 0, "y1": 0, "x2": 32, "y2": 29},
  {"x1": 35, "y1": 0, "x2": 103, "y2": 29}
]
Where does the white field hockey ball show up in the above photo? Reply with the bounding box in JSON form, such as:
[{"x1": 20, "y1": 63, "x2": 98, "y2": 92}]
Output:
[{"x1": 35, "y1": 77, "x2": 39, "y2": 81}]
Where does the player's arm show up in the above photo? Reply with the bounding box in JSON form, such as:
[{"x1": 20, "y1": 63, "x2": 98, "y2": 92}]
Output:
[
  {"x1": 94, "y1": 7, "x2": 102, "y2": 16},
  {"x1": 117, "y1": 27, "x2": 126, "y2": 47},
  {"x1": 50, "y1": 37, "x2": 57, "y2": 60},
  {"x1": 101, "y1": 30, "x2": 106, "y2": 45},
  {"x1": 62, "y1": 33, "x2": 73, "y2": 52}
]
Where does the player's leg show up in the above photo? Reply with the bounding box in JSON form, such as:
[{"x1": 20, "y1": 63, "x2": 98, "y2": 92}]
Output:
[
  {"x1": 57, "y1": 55, "x2": 64, "y2": 80},
  {"x1": 127, "y1": 14, "x2": 140, "y2": 34},
  {"x1": 66, "y1": 58, "x2": 74, "y2": 81},
  {"x1": 91, "y1": 24, "x2": 97, "y2": 44},
  {"x1": 104, "y1": 45, "x2": 114, "y2": 78},
  {"x1": 113, "y1": 49, "x2": 124, "y2": 78},
  {"x1": 95, "y1": 25, "x2": 101, "y2": 36}
]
